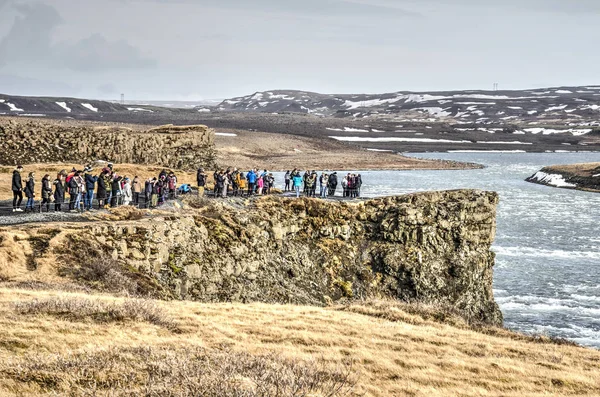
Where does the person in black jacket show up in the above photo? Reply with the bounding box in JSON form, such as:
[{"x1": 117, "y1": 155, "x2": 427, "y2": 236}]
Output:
[
  {"x1": 12, "y1": 165, "x2": 23, "y2": 212},
  {"x1": 53, "y1": 173, "x2": 65, "y2": 212},
  {"x1": 111, "y1": 174, "x2": 123, "y2": 208},
  {"x1": 197, "y1": 168, "x2": 206, "y2": 197},
  {"x1": 24, "y1": 172, "x2": 35, "y2": 212},
  {"x1": 67, "y1": 171, "x2": 79, "y2": 211},
  {"x1": 40, "y1": 174, "x2": 53, "y2": 212},
  {"x1": 96, "y1": 170, "x2": 108, "y2": 209},
  {"x1": 144, "y1": 178, "x2": 152, "y2": 208},
  {"x1": 328, "y1": 172, "x2": 338, "y2": 196}
]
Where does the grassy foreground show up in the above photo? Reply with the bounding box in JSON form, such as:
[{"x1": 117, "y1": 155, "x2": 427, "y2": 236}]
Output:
[{"x1": 0, "y1": 287, "x2": 599, "y2": 396}]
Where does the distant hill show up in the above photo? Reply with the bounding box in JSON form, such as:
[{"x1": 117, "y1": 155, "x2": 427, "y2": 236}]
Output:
[
  {"x1": 212, "y1": 86, "x2": 600, "y2": 125},
  {"x1": 0, "y1": 94, "x2": 156, "y2": 116}
]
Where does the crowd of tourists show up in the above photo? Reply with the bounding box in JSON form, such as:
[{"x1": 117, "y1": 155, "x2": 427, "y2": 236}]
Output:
[
  {"x1": 9, "y1": 165, "x2": 364, "y2": 213},
  {"x1": 10, "y1": 164, "x2": 179, "y2": 213},
  {"x1": 197, "y1": 168, "x2": 363, "y2": 199}
]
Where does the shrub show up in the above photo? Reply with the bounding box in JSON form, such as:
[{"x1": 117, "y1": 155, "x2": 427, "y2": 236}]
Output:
[
  {"x1": 12, "y1": 296, "x2": 176, "y2": 330},
  {"x1": 3, "y1": 346, "x2": 357, "y2": 396}
]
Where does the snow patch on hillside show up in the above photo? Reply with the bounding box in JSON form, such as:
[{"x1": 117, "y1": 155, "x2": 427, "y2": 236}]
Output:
[
  {"x1": 81, "y1": 103, "x2": 98, "y2": 112},
  {"x1": 56, "y1": 102, "x2": 71, "y2": 112},
  {"x1": 529, "y1": 171, "x2": 576, "y2": 188}
]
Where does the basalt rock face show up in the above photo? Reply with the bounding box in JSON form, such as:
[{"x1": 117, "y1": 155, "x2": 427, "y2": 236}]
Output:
[
  {"x1": 67, "y1": 190, "x2": 501, "y2": 325},
  {"x1": 0, "y1": 118, "x2": 217, "y2": 170},
  {"x1": 0, "y1": 190, "x2": 502, "y2": 325}
]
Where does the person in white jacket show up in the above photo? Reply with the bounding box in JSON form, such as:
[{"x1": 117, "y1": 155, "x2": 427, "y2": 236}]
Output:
[{"x1": 122, "y1": 177, "x2": 133, "y2": 206}]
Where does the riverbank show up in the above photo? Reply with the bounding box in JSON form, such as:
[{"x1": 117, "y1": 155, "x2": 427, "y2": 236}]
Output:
[{"x1": 526, "y1": 162, "x2": 600, "y2": 192}]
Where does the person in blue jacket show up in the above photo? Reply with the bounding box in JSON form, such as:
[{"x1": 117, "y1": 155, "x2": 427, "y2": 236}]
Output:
[
  {"x1": 84, "y1": 167, "x2": 97, "y2": 211},
  {"x1": 292, "y1": 171, "x2": 304, "y2": 198},
  {"x1": 246, "y1": 169, "x2": 257, "y2": 196}
]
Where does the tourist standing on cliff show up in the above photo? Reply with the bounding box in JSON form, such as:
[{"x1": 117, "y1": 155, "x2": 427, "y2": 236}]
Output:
[
  {"x1": 53, "y1": 172, "x2": 65, "y2": 212},
  {"x1": 150, "y1": 177, "x2": 159, "y2": 208},
  {"x1": 246, "y1": 169, "x2": 256, "y2": 196},
  {"x1": 12, "y1": 165, "x2": 23, "y2": 212},
  {"x1": 328, "y1": 172, "x2": 338, "y2": 196},
  {"x1": 293, "y1": 172, "x2": 303, "y2": 198},
  {"x1": 319, "y1": 172, "x2": 329, "y2": 198},
  {"x1": 84, "y1": 167, "x2": 97, "y2": 211},
  {"x1": 40, "y1": 174, "x2": 52, "y2": 212},
  {"x1": 284, "y1": 171, "x2": 291, "y2": 192},
  {"x1": 66, "y1": 170, "x2": 78, "y2": 211},
  {"x1": 132, "y1": 176, "x2": 142, "y2": 206},
  {"x1": 197, "y1": 168, "x2": 206, "y2": 197},
  {"x1": 24, "y1": 172, "x2": 35, "y2": 213},
  {"x1": 96, "y1": 170, "x2": 108, "y2": 209},
  {"x1": 110, "y1": 174, "x2": 123, "y2": 208}
]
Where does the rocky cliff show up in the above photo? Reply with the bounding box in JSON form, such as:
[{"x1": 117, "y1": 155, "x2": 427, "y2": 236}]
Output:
[
  {"x1": 0, "y1": 118, "x2": 217, "y2": 170},
  {"x1": 527, "y1": 163, "x2": 600, "y2": 192},
  {"x1": 0, "y1": 190, "x2": 502, "y2": 325}
]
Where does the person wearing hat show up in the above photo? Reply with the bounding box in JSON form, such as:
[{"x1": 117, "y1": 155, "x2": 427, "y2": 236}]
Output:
[
  {"x1": 84, "y1": 167, "x2": 97, "y2": 211},
  {"x1": 12, "y1": 165, "x2": 24, "y2": 212}
]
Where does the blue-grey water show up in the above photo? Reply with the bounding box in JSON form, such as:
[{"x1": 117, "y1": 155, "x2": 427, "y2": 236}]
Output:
[{"x1": 277, "y1": 152, "x2": 600, "y2": 348}]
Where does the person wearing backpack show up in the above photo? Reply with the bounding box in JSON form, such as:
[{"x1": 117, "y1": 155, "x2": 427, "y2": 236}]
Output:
[
  {"x1": 40, "y1": 174, "x2": 53, "y2": 212},
  {"x1": 12, "y1": 165, "x2": 24, "y2": 212},
  {"x1": 284, "y1": 171, "x2": 291, "y2": 192}
]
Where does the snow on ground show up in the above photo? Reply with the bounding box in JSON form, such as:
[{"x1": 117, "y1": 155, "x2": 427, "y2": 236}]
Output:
[
  {"x1": 55, "y1": 102, "x2": 71, "y2": 112},
  {"x1": 326, "y1": 127, "x2": 369, "y2": 132},
  {"x1": 508, "y1": 106, "x2": 523, "y2": 110},
  {"x1": 81, "y1": 103, "x2": 98, "y2": 112},
  {"x1": 372, "y1": 129, "x2": 384, "y2": 133},
  {"x1": 414, "y1": 107, "x2": 451, "y2": 117},
  {"x1": 215, "y1": 133, "x2": 237, "y2": 137},
  {"x1": 343, "y1": 95, "x2": 404, "y2": 110},
  {"x1": 529, "y1": 171, "x2": 576, "y2": 188},
  {"x1": 545, "y1": 105, "x2": 568, "y2": 112},
  {"x1": 366, "y1": 148, "x2": 394, "y2": 152},
  {"x1": 555, "y1": 90, "x2": 573, "y2": 94},
  {"x1": 224, "y1": 100, "x2": 240, "y2": 105},
  {"x1": 527, "y1": 110, "x2": 538, "y2": 114},
  {"x1": 448, "y1": 150, "x2": 527, "y2": 153},
  {"x1": 524, "y1": 128, "x2": 592, "y2": 135},
  {"x1": 329, "y1": 136, "x2": 472, "y2": 143},
  {"x1": 127, "y1": 107, "x2": 153, "y2": 112},
  {"x1": 405, "y1": 94, "x2": 449, "y2": 102},
  {"x1": 476, "y1": 141, "x2": 533, "y2": 145},
  {"x1": 5, "y1": 102, "x2": 24, "y2": 112},
  {"x1": 198, "y1": 108, "x2": 211, "y2": 113},
  {"x1": 18, "y1": 114, "x2": 46, "y2": 117},
  {"x1": 582, "y1": 105, "x2": 600, "y2": 111}
]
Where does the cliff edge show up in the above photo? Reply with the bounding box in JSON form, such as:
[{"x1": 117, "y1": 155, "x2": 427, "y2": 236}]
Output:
[
  {"x1": 527, "y1": 162, "x2": 600, "y2": 192},
  {"x1": 0, "y1": 190, "x2": 502, "y2": 325}
]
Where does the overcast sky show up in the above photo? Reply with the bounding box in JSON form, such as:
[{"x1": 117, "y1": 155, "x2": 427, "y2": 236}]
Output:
[{"x1": 0, "y1": 0, "x2": 598, "y2": 100}]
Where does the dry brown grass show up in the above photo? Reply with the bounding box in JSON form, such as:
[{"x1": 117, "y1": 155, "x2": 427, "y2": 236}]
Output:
[
  {"x1": 0, "y1": 288, "x2": 599, "y2": 396},
  {"x1": 545, "y1": 162, "x2": 600, "y2": 177}
]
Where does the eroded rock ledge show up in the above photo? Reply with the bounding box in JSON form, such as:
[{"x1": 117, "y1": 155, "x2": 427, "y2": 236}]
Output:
[
  {"x1": 527, "y1": 163, "x2": 600, "y2": 192},
  {"x1": 0, "y1": 190, "x2": 502, "y2": 325}
]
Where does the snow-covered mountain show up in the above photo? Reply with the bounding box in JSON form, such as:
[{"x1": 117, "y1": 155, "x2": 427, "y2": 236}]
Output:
[{"x1": 214, "y1": 87, "x2": 600, "y2": 126}]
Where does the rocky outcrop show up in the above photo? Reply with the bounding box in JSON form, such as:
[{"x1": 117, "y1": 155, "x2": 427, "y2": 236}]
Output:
[
  {"x1": 0, "y1": 118, "x2": 217, "y2": 170},
  {"x1": 0, "y1": 190, "x2": 502, "y2": 325},
  {"x1": 527, "y1": 163, "x2": 600, "y2": 192}
]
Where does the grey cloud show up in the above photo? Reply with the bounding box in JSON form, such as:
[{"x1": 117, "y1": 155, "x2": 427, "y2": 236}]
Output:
[
  {"x1": 0, "y1": 73, "x2": 79, "y2": 96},
  {"x1": 97, "y1": 83, "x2": 118, "y2": 95},
  {"x1": 120, "y1": 0, "x2": 422, "y2": 18},
  {"x1": 0, "y1": 1, "x2": 156, "y2": 71},
  {"x1": 56, "y1": 34, "x2": 156, "y2": 71}
]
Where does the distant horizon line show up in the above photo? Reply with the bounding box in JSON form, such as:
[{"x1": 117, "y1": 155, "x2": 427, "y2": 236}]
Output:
[{"x1": 2, "y1": 83, "x2": 600, "y2": 103}]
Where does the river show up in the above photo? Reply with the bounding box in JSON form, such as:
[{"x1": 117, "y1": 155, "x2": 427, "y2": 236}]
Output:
[{"x1": 281, "y1": 152, "x2": 600, "y2": 348}]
